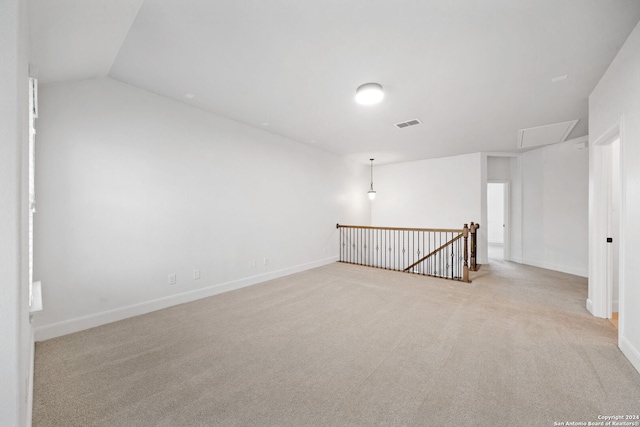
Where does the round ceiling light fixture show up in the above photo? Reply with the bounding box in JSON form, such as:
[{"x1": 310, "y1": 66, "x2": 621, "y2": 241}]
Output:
[{"x1": 355, "y1": 82, "x2": 384, "y2": 105}]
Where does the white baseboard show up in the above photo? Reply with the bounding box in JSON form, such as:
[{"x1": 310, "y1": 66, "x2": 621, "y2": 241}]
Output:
[
  {"x1": 620, "y1": 334, "x2": 640, "y2": 375},
  {"x1": 586, "y1": 298, "x2": 594, "y2": 315},
  {"x1": 35, "y1": 256, "x2": 338, "y2": 341},
  {"x1": 27, "y1": 328, "x2": 34, "y2": 427},
  {"x1": 521, "y1": 258, "x2": 588, "y2": 278}
]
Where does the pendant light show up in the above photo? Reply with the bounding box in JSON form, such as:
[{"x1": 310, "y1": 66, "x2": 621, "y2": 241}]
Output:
[{"x1": 368, "y1": 158, "x2": 376, "y2": 200}]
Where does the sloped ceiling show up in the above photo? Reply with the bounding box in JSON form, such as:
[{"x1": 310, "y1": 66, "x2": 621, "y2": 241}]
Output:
[
  {"x1": 29, "y1": 0, "x2": 640, "y2": 164},
  {"x1": 29, "y1": 0, "x2": 145, "y2": 83}
]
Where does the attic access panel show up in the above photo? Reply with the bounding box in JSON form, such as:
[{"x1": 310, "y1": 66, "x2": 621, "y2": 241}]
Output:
[{"x1": 518, "y1": 119, "x2": 578, "y2": 148}]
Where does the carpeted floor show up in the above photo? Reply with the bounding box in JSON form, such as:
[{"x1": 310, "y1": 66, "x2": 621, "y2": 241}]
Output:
[{"x1": 33, "y1": 261, "x2": 640, "y2": 426}]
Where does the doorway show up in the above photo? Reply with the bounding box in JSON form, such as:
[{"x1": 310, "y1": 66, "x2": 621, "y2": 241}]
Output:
[
  {"x1": 487, "y1": 182, "x2": 508, "y2": 261},
  {"x1": 590, "y1": 122, "x2": 625, "y2": 346},
  {"x1": 606, "y1": 138, "x2": 621, "y2": 329}
]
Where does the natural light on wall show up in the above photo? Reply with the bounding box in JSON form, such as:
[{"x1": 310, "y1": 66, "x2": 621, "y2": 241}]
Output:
[{"x1": 29, "y1": 77, "x2": 43, "y2": 314}]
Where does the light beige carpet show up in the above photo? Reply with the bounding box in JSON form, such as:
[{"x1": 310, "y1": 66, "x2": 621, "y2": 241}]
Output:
[{"x1": 33, "y1": 261, "x2": 640, "y2": 426}]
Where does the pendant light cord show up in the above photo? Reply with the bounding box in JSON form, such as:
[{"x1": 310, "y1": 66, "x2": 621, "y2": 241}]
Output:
[{"x1": 370, "y1": 158, "x2": 374, "y2": 190}]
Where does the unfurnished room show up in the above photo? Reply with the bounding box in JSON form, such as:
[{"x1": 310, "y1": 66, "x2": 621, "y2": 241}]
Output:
[{"x1": 2, "y1": 1, "x2": 640, "y2": 426}]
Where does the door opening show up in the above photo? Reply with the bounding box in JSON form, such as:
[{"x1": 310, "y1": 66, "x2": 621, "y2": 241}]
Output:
[
  {"x1": 606, "y1": 138, "x2": 621, "y2": 328},
  {"x1": 590, "y1": 121, "x2": 625, "y2": 342},
  {"x1": 487, "y1": 182, "x2": 508, "y2": 261}
]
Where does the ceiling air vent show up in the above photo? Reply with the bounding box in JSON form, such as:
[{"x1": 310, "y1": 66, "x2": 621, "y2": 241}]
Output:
[
  {"x1": 395, "y1": 119, "x2": 421, "y2": 129},
  {"x1": 518, "y1": 119, "x2": 578, "y2": 148}
]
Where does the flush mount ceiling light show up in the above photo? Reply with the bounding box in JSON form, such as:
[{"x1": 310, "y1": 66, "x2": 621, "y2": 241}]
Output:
[
  {"x1": 367, "y1": 158, "x2": 376, "y2": 200},
  {"x1": 355, "y1": 83, "x2": 384, "y2": 105}
]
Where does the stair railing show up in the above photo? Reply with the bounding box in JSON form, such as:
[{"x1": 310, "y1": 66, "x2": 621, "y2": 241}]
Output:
[
  {"x1": 336, "y1": 223, "x2": 479, "y2": 282},
  {"x1": 469, "y1": 222, "x2": 480, "y2": 271}
]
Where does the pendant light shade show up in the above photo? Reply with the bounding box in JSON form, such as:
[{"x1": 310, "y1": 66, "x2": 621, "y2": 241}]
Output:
[
  {"x1": 355, "y1": 83, "x2": 384, "y2": 105},
  {"x1": 368, "y1": 158, "x2": 376, "y2": 200}
]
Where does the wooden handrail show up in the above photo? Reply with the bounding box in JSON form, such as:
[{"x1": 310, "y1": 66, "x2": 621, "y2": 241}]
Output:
[{"x1": 337, "y1": 223, "x2": 463, "y2": 233}]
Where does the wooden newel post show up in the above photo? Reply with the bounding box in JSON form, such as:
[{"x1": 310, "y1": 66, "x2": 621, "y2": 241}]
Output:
[
  {"x1": 462, "y1": 223, "x2": 469, "y2": 282},
  {"x1": 469, "y1": 222, "x2": 479, "y2": 271}
]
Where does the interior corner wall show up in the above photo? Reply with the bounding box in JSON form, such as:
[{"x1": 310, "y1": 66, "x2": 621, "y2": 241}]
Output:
[
  {"x1": 589, "y1": 20, "x2": 640, "y2": 373},
  {"x1": 0, "y1": 0, "x2": 31, "y2": 424},
  {"x1": 520, "y1": 141, "x2": 589, "y2": 277},
  {"x1": 33, "y1": 77, "x2": 370, "y2": 340},
  {"x1": 370, "y1": 153, "x2": 485, "y2": 262},
  {"x1": 509, "y1": 156, "x2": 524, "y2": 263}
]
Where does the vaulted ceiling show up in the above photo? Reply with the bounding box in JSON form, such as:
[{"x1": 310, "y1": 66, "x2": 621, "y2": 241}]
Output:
[{"x1": 29, "y1": 0, "x2": 640, "y2": 164}]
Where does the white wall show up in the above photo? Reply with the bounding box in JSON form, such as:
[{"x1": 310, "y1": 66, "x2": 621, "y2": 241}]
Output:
[
  {"x1": 520, "y1": 141, "x2": 589, "y2": 277},
  {"x1": 589, "y1": 20, "x2": 640, "y2": 373},
  {"x1": 369, "y1": 148, "x2": 587, "y2": 275},
  {"x1": 371, "y1": 153, "x2": 484, "y2": 261},
  {"x1": 487, "y1": 156, "x2": 511, "y2": 181},
  {"x1": 484, "y1": 150, "x2": 587, "y2": 274},
  {"x1": 34, "y1": 78, "x2": 370, "y2": 340},
  {"x1": 0, "y1": 0, "x2": 31, "y2": 424}
]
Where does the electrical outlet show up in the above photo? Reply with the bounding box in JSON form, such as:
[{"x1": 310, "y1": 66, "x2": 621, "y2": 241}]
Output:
[
  {"x1": 193, "y1": 269, "x2": 200, "y2": 280},
  {"x1": 249, "y1": 259, "x2": 256, "y2": 268},
  {"x1": 264, "y1": 258, "x2": 269, "y2": 265},
  {"x1": 168, "y1": 274, "x2": 177, "y2": 285}
]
